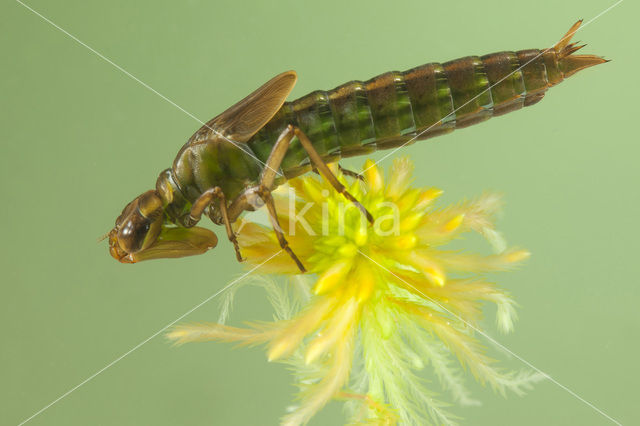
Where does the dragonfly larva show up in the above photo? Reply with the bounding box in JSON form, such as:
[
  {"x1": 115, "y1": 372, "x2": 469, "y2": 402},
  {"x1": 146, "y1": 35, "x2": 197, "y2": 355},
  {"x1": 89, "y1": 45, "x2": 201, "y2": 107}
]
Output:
[{"x1": 107, "y1": 21, "x2": 605, "y2": 272}]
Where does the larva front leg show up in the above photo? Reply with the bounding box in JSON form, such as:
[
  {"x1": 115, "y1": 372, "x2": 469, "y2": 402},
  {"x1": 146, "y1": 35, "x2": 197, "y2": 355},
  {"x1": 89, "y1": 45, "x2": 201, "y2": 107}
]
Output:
[{"x1": 183, "y1": 187, "x2": 243, "y2": 262}]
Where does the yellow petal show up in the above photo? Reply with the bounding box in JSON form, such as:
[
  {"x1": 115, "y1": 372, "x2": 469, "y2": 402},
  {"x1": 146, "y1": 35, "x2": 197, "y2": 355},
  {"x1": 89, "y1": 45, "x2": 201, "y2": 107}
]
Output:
[
  {"x1": 414, "y1": 188, "x2": 443, "y2": 211},
  {"x1": 356, "y1": 267, "x2": 376, "y2": 303},
  {"x1": 400, "y1": 211, "x2": 425, "y2": 232},
  {"x1": 353, "y1": 226, "x2": 368, "y2": 247},
  {"x1": 442, "y1": 214, "x2": 465, "y2": 233},
  {"x1": 504, "y1": 249, "x2": 531, "y2": 263},
  {"x1": 267, "y1": 297, "x2": 335, "y2": 361},
  {"x1": 391, "y1": 234, "x2": 417, "y2": 250},
  {"x1": 408, "y1": 251, "x2": 446, "y2": 287},
  {"x1": 386, "y1": 157, "x2": 414, "y2": 198},
  {"x1": 337, "y1": 243, "x2": 358, "y2": 258},
  {"x1": 396, "y1": 188, "x2": 421, "y2": 212},
  {"x1": 314, "y1": 260, "x2": 353, "y2": 295},
  {"x1": 268, "y1": 339, "x2": 294, "y2": 362},
  {"x1": 328, "y1": 162, "x2": 340, "y2": 175},
  {"x1": 364, "y1": 160, "x2": 384, "y2": 191},
  {"x1": 425, "y1": 267, "x2": 446, "y2": 287},
  {"x1": 305, "y1": 298, "x2": 358, "y2": 364},
  {"x1": 302, "y1": 178, "x2": 327, "y2": 204}
]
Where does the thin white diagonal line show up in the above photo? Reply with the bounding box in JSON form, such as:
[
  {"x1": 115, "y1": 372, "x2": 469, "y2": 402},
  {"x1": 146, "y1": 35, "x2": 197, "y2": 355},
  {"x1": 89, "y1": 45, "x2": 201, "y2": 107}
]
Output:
[
  {"x1": 362, "y1": 0, "x2": 623, "y2": 175},
  {"x1": 357, "y1": 250, "x2": 622, "y2": 426},
  {"x1": 14, "y1": 0, "x2": 283, "y2": 178},
  {"x1": 17, "y1": 250, "x2": 284, "y2": 426}
]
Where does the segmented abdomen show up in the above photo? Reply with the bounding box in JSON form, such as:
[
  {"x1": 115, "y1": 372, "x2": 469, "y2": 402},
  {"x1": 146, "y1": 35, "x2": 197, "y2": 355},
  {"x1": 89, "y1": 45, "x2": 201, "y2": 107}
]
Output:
[{"x1": 246, "y1": 49, "x2": 553, "y2": 178}]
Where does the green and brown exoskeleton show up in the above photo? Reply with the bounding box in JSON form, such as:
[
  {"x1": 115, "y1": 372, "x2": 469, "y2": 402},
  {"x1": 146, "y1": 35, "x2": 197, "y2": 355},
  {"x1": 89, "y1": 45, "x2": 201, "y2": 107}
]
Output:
[{"x1": 108, "y1": 21, "x2": 605, "y2": 272}]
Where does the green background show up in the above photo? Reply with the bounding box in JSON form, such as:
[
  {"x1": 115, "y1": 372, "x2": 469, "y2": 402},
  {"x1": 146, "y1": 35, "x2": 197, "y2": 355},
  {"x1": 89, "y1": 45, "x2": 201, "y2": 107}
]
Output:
[{"x1": 2, "y1": 0, "x2": 637, "y2": 424}]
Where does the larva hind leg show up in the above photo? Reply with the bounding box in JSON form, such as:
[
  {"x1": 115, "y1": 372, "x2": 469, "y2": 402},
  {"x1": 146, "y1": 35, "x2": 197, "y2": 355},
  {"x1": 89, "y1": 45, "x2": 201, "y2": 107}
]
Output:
[
  {"x1": 290, "y1": 125, "x2": 373, "y2": 223},
  {"x1": 339, "y1": 165, "x2": 363, "y2": 181},
  {"x1": 311, "y1": 165, "x2": 364, "y2": 181}
]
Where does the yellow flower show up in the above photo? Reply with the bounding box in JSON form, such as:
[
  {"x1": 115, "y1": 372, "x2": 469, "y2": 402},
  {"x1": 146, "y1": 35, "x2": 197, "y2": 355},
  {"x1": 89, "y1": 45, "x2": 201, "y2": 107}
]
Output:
[{"x1": 168, "y1": 158, "x2": 543, "y2": 425}]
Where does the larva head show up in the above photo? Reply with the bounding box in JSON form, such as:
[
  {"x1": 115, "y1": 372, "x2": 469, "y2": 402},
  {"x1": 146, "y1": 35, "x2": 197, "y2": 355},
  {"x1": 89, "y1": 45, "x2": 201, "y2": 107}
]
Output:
[{"x1": 108, "y1": 190, "x2": 217, "y2": 263}]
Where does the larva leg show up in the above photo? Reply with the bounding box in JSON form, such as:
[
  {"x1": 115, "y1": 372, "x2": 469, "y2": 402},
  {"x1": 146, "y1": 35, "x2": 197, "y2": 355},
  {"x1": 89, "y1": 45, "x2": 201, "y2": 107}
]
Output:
[
  {"x1": 338, "y1": 165, "x2": 364, "y2": 181},
  {"x1": 227, "y1": 124, "x2": 372, "y2": 272},
  {"x1": 311, "y1": 165, "x2": 364, "y2": 181},
  {"x1": 259, "y1": 127, "x2": 306, "y2": 272},
  {"x1": 226, "y1": 124, "x2": 295, "y2": 223},
  {"x1": 259, "y1": 122, "x2": 296, "y2": 190},
  {"x1": 291, "y1": 125, "x2": 373, "y2": 223},
  {"x1": 257, "y1": 185, "x2": 306, "y2": 273},
  {"x1": 227, "y1": 125, "x2": 305, "y2": 272},
  {"x1": 226, "y1": 184, "x2": 306, "y2": 272},
  {"x1": 183, "y1": 187, "x2": 243, "y2": 262}
]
